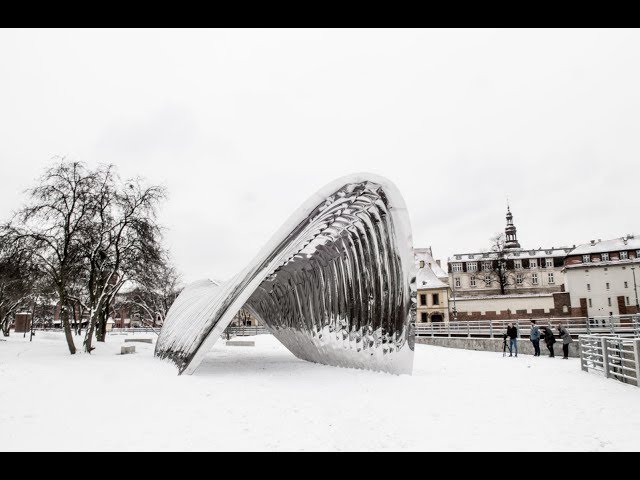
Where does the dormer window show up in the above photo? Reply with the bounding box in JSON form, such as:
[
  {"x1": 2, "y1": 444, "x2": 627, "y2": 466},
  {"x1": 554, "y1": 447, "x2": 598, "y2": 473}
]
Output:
[
  {"x1": 620, "y1": 251, "x2": 628, "y2": 260},
  {"x1": 601, "y1": 253, "x2": 609, "y2": 262},
  {"x1": 419, "y1": 260, "x2": 425, "y2": 268},
  {"x1": 468, "y1": 255, "x2": 474, "y2": 259}
]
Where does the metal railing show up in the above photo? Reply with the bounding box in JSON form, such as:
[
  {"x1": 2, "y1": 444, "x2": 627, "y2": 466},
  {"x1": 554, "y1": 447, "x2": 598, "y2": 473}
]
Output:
[
  {"x1": 579, "y1": 335, "x2": 640, "y2": 387},
  {"x1": 224, "y1": 325, "x2": 269, "y2": 337},
  {"x1": 414, "y1": 315, "x2": 640, "y2": 339}
]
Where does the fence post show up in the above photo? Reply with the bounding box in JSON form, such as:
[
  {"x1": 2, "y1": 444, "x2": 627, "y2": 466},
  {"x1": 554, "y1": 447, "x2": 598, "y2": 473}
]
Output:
[
  {"x1": 633, "y1": 339, "x2": 640, "y2": 387},
  {"x1": 516, "y1": 320, "x2": 521, "y2": 338},
  {"x1": 585, "y1": 317, "x2": 591, "y2": 334},
  {"x1": 579, "y1": 337, "x2": 587, "y2": 372},
  {"x1": 489, "y1": 322, "x2": 493, "y2": 338},
  {"x1": 602, "y1": 337, "x2": 610, "y2": 379},
  {"x1": 467, "y1": 321, "x2": 470, "y2": 338}
]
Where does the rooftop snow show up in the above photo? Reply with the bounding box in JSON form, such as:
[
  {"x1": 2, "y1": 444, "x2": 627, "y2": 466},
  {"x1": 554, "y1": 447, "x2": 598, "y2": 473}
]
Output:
[{"x1": 569, "y1": 236, "x2": 640, "y2": 255}]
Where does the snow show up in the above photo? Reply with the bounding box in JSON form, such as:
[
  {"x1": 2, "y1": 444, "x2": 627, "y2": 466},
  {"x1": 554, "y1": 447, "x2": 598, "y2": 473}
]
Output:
[
  {"x1": 2, "y1": 331, "x2": 640, "y2": 451},
  {"x1": 570, "y1": 236, "x2": 640, "y2": 256},
  {"x1": 416, "y1": 265, "x2": 448, "y2": 289}
]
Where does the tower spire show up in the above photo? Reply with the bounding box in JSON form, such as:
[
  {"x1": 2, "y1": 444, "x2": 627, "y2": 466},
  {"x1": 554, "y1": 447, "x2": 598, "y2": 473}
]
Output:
[{"x1": 504, "y1": 203, "x2": 521, "y2": 250}]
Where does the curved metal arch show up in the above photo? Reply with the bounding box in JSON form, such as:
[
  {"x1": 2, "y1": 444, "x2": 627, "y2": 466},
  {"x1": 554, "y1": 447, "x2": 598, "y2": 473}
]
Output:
[{"x1": 155, "y1": 173, "x2": 417, "y2": 375}]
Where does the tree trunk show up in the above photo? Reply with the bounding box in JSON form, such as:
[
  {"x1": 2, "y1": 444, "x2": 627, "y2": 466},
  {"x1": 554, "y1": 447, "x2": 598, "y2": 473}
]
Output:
[
  {"x1": 96, "y1": 301, "x2": 108, "y2": 342},
  {"x1": 60, "y1": 299, "x2": 77, "y2": 354},
  {"x1": 1, "y1": 315, "x2": 10, "y2": 337}
]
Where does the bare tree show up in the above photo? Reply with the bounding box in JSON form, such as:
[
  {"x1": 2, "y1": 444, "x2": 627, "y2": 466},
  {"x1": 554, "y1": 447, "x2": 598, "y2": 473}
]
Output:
[
  {"x1": 489, "y1": 233, "x2": 513, "y2": 295},
  {"x1": 3, "y1": 158, "x2": 173, "y2": 353},
  {"x1": 8, "y1": 160, "x2": 98, "y2": 354},
  {"x1": 0, "y1": 231, "x2": 37, "y2": 336},
  {"x1": 82, "y1": 174, "x2": 166, "y2": 352},
  {"x1": 125, "y1": 260, "x2": 181, "y2": 328}
]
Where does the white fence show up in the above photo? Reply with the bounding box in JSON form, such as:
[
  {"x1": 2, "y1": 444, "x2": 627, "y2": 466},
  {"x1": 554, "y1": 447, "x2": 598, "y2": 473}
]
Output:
[
  {"x1": 579, "y1": 335, "x2": 640, "y2": 387},
  {"x1": 414, "y1": 315, "x2": 640, "y2": 339}
]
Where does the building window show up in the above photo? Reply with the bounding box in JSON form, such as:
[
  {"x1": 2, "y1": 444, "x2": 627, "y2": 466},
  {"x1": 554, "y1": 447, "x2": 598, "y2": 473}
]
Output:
[
  {"x1": 627, "y1": 297, "x2": 630, "y2": 305},
  {"x1": 421, "y1": 312, "x2": 427, "y2": 322},
  {"x1": 485, "y1": 275, "x2": 491, "y2": 286},
  {"x1": 420, "y1": 294, "x2": 427, "y2": 306},
  {"x1": 468, "y1": 255, "x2": 474, "y2": 259},
  {"x1": 482, "y1": 261, "x2": 492, "y2": 271},
  {"x1": 467, "y1": 262, "x2": 478, "y2": 272},
  {"x1": 548, "y1": 272, "x2": 554, "y2": 284},
  {"x1": 583, "y1": 255, "x2": 591, "y2": 263},
  {"x1": 529, "y1": 259, "x2": 538, "y2": 269},
  {"x1": 587, "y1": 283, "x2": 591, "y2": 291},
  {"x1": 419, "y1": 260, "x2": 425, "y2": 268},
  {"x1": 432, "y1": 293, "x2": 440, "y2": 305},
  {"x1": 620, "y1": 251, "x2": 628, "y2": 260},
  {"x1": 452, "y1": 263, "x2": 463, "y2": 272},
  {"x1": 516, "y1": 273, "x2": 524, "y2": 285},
  {"x1": 545, "y1": 258, "x2": 553, "y2": 268},
  {"x1": 601, "y1": 253, "x2": 609, "y2": 262},
  {"x1": 607, "y1": 297, "x2": 612, "y2": 307},
  {"x1": 625, "y1": 281, "x2": 628, "y2": 288},
  {"x1": 514, "y1": 259, "x2": 522, "y2": 269},
  {"x1": 588, "y1": 298, "x2": 592, "y2": 308},
  {"x1": 470, "y1": 276, "x2": 476, "y2": 287},
  {"x1": 532, "y1": 273, "x2": 538, "y2": 285},
  {"x1": 454, "y1": 277, "x2": 461, "y2": 288},
  {"x1": 606, "y1": 282, "x2": 610, "y2": 290},
  {"x1": 636, "y1": 250, "x2": 640, "y2": 258}
]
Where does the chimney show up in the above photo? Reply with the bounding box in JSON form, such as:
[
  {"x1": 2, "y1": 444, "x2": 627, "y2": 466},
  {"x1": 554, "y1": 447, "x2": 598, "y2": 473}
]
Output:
[
  {"x1": 598, "y1": 239, "x2": 601, "y2": 242},
  {"x1": 590, "y1": 240, "x2": 595, "y2": 245}
]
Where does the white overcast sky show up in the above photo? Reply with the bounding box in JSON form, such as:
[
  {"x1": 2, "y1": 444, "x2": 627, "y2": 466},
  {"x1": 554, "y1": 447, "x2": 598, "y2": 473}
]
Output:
[{"x1": 1, "y1": 29, "x2": 638, "y2": 283}]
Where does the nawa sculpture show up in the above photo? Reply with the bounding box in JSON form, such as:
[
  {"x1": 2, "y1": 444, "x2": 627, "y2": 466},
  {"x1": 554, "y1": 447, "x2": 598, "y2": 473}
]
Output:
[{"x1": 155, "y1": 174, "x2": 416, "y2": 375}]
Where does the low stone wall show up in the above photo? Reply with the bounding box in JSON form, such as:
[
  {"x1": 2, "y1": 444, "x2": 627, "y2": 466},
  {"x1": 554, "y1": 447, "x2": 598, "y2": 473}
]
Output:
[{"x1": 415, "y1": 336, "x2": 580, "y2": 357}]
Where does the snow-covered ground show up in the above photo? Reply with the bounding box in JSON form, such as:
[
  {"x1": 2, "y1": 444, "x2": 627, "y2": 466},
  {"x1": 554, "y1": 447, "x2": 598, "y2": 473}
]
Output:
[{"x1": 1, "y1": 331, "x2": 640, "y2": 451}]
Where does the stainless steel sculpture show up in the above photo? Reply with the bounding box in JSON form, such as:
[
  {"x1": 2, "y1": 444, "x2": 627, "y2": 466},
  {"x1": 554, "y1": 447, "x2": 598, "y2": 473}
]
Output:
[{"x1": 155, "y1": 174, "x2": 416, "y2": 375}]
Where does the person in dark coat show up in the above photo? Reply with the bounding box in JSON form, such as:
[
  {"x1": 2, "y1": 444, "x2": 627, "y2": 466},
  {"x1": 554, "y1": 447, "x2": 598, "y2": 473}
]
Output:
[
  {"x1": 541, "y1": 326, "x2": 556, "y2": 357},
  {"x1": 529, "y1": 319, "x2": 541, "y2": 357},
  {"x1": 557, "y1": 324, "x2": 573, "y2": 359},
  {"x1": 506, "y1": 322, "x2": 518, "y2": 357}
]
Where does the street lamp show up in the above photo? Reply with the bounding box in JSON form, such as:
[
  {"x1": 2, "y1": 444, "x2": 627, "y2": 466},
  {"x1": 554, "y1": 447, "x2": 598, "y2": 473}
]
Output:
[{"x1": 632, "y1": 266, "x2": 640, "y2": 312}]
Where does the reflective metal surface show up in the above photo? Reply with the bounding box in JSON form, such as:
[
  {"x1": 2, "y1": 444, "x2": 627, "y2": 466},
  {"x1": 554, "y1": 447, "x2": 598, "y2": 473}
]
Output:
[{"x1": 155, "y1": 174, "x2": 416, "y2": 375}]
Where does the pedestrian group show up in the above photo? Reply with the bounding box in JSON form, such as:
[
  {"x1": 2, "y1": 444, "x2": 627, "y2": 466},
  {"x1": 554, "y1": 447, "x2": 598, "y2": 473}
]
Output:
[{"x1": 505, "y1": 320, "x2": 573, "y2": 359}]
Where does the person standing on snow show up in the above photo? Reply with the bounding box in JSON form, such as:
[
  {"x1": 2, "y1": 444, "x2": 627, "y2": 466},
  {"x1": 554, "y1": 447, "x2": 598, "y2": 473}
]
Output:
[
  {"x1": 557, "y1": 323, "x2": 573, "y2": 359},
  {"x1": 506, "y1": 322, "x2": 518, "y2": 357},
  {"x1": 529, "y1": 319, "x2": 541, "y2": 356},
  {"x1": 541, "y1": 325, "x2": 556, "y2": 357}
]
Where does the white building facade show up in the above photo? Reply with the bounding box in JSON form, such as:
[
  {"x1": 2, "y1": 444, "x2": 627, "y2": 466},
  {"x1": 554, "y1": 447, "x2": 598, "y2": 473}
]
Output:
[
  {"x1": 446, "y1": 207, "x2": 573, "y2": 320},
  {"x1": 414, "y1": 248, "x2": 451, "y2": 323},
  {"x1": 564, "y1": 236, "x2": 640, "y2": 317}
]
